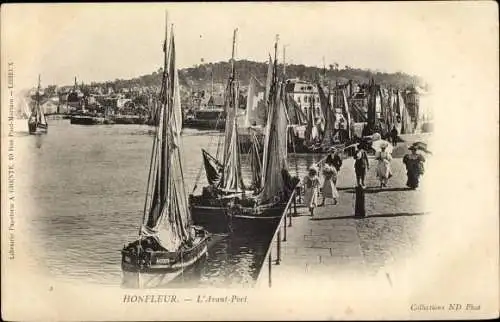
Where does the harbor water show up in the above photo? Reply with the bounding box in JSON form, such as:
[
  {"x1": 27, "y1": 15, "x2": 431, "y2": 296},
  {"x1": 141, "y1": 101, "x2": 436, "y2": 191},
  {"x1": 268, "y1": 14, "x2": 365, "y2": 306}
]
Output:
[{"x1": 15, "y1": 119, "x2": 323, "y2": 288}]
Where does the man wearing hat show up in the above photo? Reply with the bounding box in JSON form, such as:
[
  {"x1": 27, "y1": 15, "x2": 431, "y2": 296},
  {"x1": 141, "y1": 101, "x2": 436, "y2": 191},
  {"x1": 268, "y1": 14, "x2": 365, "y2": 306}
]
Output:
[{"x1": 354, "y1": 141, "x2": 369, "y2": 188}]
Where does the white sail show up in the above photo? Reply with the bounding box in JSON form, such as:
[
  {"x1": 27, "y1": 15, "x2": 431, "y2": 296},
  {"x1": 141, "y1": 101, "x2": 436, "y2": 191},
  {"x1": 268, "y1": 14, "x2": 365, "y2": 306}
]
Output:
[
  {"x1": 220, "y1": 79, "x2": 245, "y2": 192},
  {"x1": 218, "y1": 29, "x2": 245, "y2": 193},
  {"x1": 39, "y1": 103, "x2": 47, "y2": 125},
  {"x1": 245, "y1": 76, "x2": 256, "y2": 127}
]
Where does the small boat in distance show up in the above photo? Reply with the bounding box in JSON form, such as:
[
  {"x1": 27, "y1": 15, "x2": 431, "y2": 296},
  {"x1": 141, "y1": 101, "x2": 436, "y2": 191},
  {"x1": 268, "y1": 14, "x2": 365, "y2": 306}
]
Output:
[
  {"x1": 121, "y1": 15, "x2": 209, "y2": 278},
  {"x1": 28, "y1": 75, "x2": 48, "y2": 134}
]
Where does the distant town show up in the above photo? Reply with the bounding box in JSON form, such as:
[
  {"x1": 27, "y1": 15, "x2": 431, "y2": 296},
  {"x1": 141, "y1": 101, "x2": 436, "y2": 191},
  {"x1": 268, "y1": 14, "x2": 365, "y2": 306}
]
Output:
[{"x1": 21, "y1": 59, "x2": 432, "y2": 139}]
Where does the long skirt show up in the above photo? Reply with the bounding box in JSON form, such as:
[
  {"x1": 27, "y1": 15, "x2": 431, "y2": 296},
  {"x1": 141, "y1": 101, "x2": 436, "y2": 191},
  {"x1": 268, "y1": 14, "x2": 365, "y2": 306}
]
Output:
[
  {"x1": 376, "y1": 160, "x2": 392, "y2": 180},
  {"x1": 406, "y1": 170, "x2": 420, "y2": 189},
  {"x1": 303, "y1": 187, "x2": 318, "y2": 209},
  {"x1": 322, "y1": 179, "x2": 339, "y2": 199}
]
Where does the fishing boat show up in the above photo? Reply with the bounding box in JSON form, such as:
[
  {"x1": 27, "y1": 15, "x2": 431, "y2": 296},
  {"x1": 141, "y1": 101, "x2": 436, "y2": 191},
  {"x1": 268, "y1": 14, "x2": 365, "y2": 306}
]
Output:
[
  {"x1": 189, "y1": 29, "x2": 255, "y2": 232},
  {"x1": 121, "y1": 18, "x2": 209, "y2": 277},
  {"x1": 226, "y1": 37, "x2": 298, "y2": 226},
  {"x1": 190, "y1": 36, "x2": 298, "y2": 232},
  {"x1": 28, "y1": 75, "x2": 48, "y2": 134}
]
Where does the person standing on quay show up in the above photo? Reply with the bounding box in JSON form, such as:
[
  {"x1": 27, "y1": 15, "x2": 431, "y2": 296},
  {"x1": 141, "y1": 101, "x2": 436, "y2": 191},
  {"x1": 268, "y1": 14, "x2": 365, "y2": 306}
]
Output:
[
  {"x1": 375, "y1": 143, "x2": 393, "y2": 188},
  {"x1": 303, "y1": 165, "x2": 320, "y2": 217},
  {"x1": 354, "y1": 143, "x2": 369, "y2": 188},
  {"x1": 319, "y1": 163, "x2": 339, "y2": 206},
  {"x1": 332, "y1": 151, "x2": 343, "y2": 173},
  {"x1": 403, "y1": 145, "x2": 426, "y2": 189},
  {"x1": 390, "y1": 125, "x2": 399, "y2": 146}
]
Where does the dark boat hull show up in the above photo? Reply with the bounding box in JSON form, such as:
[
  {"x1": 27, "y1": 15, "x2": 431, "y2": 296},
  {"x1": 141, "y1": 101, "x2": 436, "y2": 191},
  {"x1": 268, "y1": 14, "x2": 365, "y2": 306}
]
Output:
[
  {"x1": 28, "y1": 121, "x2": 48, "y2": 134},
  {"x1": 189, "y1": 196, "x2": 285, "y2": 233},
  {"x1": 183, "y1": 118, "x2": 225, "y2": 130},
  {"x1": 121, "y1": 227, "x2": 209, "y2": 274},
  {"x1": 28, "y1": 121, "x2": 37, "y2": 134},
  {"x1": 70, "y1": 115, "x2": 107, "y2": 125}
]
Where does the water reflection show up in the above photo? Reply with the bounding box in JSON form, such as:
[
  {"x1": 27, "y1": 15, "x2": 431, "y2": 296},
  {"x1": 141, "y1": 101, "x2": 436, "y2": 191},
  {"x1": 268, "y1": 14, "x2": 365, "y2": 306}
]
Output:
[{"x1": 17, "y1": 120, "x2": 324, "y2": 288}]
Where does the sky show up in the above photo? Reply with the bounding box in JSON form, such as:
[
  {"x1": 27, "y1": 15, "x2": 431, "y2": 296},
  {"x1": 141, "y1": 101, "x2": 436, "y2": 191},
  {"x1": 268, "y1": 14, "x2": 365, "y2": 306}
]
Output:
[{"x1": 1, "y1": 2, "x2": 497, "y2": 91}]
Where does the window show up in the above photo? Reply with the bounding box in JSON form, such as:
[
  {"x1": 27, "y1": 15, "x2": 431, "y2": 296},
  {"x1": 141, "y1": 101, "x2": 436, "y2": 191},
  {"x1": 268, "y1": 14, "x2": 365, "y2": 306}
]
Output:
[
  {"x1": 304, "y1": 107, "x2": 308, "y2": 115},
  {"x1": 304, "y1": 96, "x2": 308, "y2": 103},
  {"x1": 297, "y1": 96, "x2": 301, "y2": 103}
]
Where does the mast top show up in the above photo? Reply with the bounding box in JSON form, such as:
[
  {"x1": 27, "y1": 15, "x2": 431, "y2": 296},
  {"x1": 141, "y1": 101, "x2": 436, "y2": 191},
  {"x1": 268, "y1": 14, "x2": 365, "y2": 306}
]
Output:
[{"x1": 231, "y1": 28, "x2": 238, "y2": 77}]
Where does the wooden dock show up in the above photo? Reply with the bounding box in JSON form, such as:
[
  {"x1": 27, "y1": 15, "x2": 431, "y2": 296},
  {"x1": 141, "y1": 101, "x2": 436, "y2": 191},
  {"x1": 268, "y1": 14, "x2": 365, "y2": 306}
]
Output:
[{"x1": 256, "y1": 140, "x2": 429, "y2": 288}]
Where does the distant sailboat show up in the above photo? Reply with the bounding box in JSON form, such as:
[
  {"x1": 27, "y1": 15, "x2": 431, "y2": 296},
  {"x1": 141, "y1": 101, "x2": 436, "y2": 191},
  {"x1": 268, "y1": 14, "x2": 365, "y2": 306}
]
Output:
[
  {"x1": 28, "y1": 75, "x2": 48, "y2": 134},
  {"x1": 121, "y1": 18, "x2": 209, "y2": 277}
]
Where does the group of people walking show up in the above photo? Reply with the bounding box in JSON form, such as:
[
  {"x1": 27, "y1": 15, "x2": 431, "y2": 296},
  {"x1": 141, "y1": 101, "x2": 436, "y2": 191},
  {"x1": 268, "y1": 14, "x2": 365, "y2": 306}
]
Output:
[{"x1": 302, "y1": 141, "x2": 426, "y2": 217}]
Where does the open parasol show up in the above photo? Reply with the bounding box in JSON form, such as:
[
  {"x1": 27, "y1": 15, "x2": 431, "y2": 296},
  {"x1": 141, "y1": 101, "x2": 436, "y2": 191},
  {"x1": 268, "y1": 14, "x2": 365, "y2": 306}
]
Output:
[
  {"x1": 410, "y1": 141, "x2": 432, "y2": 154},
  {"x1": 372, "y1": 139, "x2": 394, "y2": 153}
]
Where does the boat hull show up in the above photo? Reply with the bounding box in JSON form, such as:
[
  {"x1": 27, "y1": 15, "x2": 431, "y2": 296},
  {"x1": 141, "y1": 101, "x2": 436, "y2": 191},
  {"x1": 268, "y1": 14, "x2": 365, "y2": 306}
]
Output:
[
  {"x1": 70, "y1": 115, "x2": 107, "y2": 125},
  {"x1": 183, "y1": 118, "x2": 225, "y2": 130},
  {"x1": 189, "y1": 195, "x2": 285, "y2": 233},
  {"x1": 121, "y1": 227, "x2": 210, "y2": 274},
  {"x1": 28, "y1": 121, "x2": 48, "y2": 134},
  {"x1": 28, "y1": 121, "x2": 37, "y2": 134}
]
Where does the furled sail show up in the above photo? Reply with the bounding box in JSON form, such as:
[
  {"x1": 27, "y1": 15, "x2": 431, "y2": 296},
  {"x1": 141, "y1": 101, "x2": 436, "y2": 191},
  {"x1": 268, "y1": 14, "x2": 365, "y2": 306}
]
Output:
[
  {"x1": 341, "y1": 88, "x2": 352, "y2": 139},
  {"x1": 249, "y1": 130, "x2": 262, "y2": 189},
  {"x1": 398, "y1": 90, "x2": 413, "y2": 134},
  {"x1": 304, "y1": 102, "x2": 317, "y2": 145},
  {"x1": 318, "y1": 84, "x2": 335, "y2": 148},
  {"x1": 286, "y1": 93, "x2": 307, "y2": 125},
  {"x1": 141, "y1": 27, "x2": 191, "y2": 252},
  {"x1": 202, "y1": 149, "x2": 222, "y2": 185}
]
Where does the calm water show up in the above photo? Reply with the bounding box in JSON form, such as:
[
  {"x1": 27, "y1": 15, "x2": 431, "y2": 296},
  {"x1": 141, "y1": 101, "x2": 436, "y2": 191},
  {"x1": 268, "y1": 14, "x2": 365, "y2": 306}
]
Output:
[{"x1": 16, "y1": 119, "x2": 322, "y2": 288}]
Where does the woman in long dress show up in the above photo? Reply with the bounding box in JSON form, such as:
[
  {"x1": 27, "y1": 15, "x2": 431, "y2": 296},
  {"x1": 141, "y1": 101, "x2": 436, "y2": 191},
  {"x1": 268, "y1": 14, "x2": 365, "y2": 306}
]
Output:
[
  {"x1": 319, "y1": 164, "x2": 339, "y2": 206},
  {"x1": 403, "y1": 145, "x2": 426, "y2": 189},
  {"x1": 303, "y1": 165, "x2": 320, "y2": 217},
  {"x1": 375, "y1": 143, "x2": 393, "y2": 187}
]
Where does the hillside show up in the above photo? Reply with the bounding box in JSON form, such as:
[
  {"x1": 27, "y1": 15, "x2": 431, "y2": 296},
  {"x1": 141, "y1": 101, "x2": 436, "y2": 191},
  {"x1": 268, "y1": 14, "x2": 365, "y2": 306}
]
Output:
[{"x1": 90, "y1": 59, "x2": 426, "y2": 94}]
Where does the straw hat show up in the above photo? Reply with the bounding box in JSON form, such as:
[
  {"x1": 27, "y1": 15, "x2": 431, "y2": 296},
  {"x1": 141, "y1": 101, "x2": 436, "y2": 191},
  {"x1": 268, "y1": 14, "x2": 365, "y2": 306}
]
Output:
[{"x1": 408, "y1": 145, "x2": 417, "y2": 150}]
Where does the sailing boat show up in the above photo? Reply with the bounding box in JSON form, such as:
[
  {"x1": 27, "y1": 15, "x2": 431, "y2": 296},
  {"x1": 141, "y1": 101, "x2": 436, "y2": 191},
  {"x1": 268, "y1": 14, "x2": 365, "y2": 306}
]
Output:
[
  {"x1": 121, "y1": 19, "x2": 209, "y2": 275},
  {"x1": 190, "y1": 35, "x2": 295, "y2": 232},
  {"x1": 224, "y1": 37, "x2": 296, "y2": 226},
  {"x1": 28, "y1": 75, "x2": 48, "y2": 134},
  {"x1": 189, "y1": 29, "x2": 255, "y2": 232}
]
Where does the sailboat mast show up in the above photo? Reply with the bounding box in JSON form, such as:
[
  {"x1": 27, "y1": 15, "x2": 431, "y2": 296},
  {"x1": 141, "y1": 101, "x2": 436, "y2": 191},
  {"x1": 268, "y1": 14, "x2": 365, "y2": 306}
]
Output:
[
  {"x1": 140, "y1": 11, "x2": 169, "y2": 237},
  {"x1": 37, "y1": 74, "x2": 41, "y2": 106},
  {"x1": 231, "y1": 28, "x2": 237, "y2": 79},
  {"x1": 283, "y1": 45, "x2": 286, "y2": 78}
]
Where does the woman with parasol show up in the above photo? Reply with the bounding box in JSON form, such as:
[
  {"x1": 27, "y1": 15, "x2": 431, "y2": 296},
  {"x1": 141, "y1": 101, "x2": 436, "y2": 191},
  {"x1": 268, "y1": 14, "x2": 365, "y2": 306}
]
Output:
[
  {"x1": 372, "y1": 134, "x2": 393, "y2": 188},
  {"x1": 303, "y1": 165, "x2": 321, "y2": 217},
  {"x1": 403, "y1": 144, "x2": 427, "y2": 189}
]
